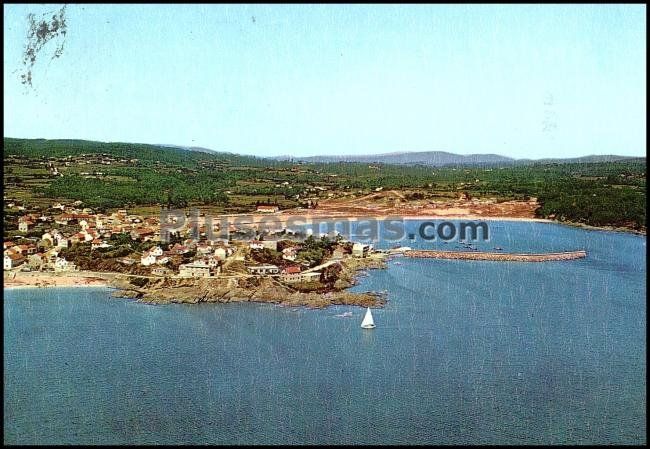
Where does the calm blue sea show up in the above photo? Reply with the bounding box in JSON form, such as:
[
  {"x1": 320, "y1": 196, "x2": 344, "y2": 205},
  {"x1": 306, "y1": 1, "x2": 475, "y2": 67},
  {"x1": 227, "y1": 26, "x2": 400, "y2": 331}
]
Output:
[{"x1": 4, "y1": 222, "x2": 646, "y2": 444}]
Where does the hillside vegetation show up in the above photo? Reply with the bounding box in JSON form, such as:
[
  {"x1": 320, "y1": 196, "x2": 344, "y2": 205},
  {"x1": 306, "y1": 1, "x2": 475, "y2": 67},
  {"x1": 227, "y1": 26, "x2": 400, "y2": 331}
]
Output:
[{"x1": 3, "y1": 138, "x2": 646, "y2": 230}]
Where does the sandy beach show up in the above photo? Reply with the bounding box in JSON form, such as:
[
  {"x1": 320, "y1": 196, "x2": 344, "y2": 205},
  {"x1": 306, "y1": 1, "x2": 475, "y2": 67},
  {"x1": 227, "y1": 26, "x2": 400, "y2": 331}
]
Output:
[{"x1": 4, "y1": 271, "x2": 114, "y2": 290}]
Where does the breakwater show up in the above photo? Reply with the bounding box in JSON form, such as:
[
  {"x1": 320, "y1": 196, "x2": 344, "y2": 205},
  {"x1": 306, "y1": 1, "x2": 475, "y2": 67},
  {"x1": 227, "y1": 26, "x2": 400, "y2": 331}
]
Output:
[{"x1": 404, "y1": 249, "x2": 587, "y2": 262}]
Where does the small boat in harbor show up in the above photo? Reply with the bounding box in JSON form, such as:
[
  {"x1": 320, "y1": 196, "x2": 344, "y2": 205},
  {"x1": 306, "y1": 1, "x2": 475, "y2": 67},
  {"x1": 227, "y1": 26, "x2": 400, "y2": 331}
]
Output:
[
  {"x1": 335, "y1": 311, "x2": 353, "y2": 318},
  {"x1": 361, "y1": 307, "x2": 376, "y2": 329}
]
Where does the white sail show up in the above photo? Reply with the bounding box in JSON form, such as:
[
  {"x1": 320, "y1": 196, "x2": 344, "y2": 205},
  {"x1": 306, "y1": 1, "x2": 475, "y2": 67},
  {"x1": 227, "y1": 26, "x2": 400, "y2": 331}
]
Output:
[{"x1": 361, "y1": 307, "x2": 375, "y2": 328}]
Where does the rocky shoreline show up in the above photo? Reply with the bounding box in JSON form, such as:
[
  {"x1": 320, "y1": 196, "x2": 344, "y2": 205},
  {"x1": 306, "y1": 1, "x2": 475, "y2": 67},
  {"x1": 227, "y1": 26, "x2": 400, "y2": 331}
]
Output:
[
  {"x1": 555, "y1": 220, "x2": 646, "y2": 236},
  {"x1": 109, "y1": 256, "x2": 389, "y2": 309}
]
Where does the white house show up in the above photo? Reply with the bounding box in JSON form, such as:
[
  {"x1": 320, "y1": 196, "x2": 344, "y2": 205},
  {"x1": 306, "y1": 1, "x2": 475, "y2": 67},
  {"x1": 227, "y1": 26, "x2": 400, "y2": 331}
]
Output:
[
  {"x1": 18, "y1": 220, "x2": 33, "y2": 232},
  {"x1": 4, "y1": 253, "x2": 25, "y2": 270},
  {"x1": 280, "y1": 271, "x2": 322, "y2": 283},
  {"x1": 249, "y1": 240, "x2": 265, "y2": 250},
  {"x1": 152, "y1": 266, "x2": 173, "y2": 277},
  {"x1": 282, "y1": 247, "x2": 299, "y2": 261},
  {"x1": 80, "y1": 231, "x2": 94, "y2": 242},
  {"x1": 262, "y1": 240, "x2": 279, "y2": 251},
  {"x1": 205, "y1": 256, "x2": 221, "y2": 268},
  {"x1": 214, "y1": 247, "x2": 227, "y2": 260},
  {"x1": 141, "y1": 247, "x2": 164, "y2": 266},
  {"x1": 141, "y1": 253, "x2": 156, "y2": 266},
  {"x1": 247, "y1": 264, "x2": 280, "y2": 275},
  {"x1": 178, "y1": 260, "x2": 212, "y2": 278},
  {"x1": 256, "y1": 204, "x2": 279, "y2": 213},
  {"x1": 352, "y1": 243, "x2": 372, "y2": 258},
  {"x1": 56, "y1": 235, "x2": 70, "y2": 248},
  {"x1": 54, "y1": 257, "x2": 77, "y2": 272},
  {"x1": 149, "y1": 246, "x2": 163, "y2": 257},
  {"x1": 91, "y1": 239, "x2": 112, "y2": 250},
  {"x1": 196, "y1": 243, "x2": 212, "y2": 255}
]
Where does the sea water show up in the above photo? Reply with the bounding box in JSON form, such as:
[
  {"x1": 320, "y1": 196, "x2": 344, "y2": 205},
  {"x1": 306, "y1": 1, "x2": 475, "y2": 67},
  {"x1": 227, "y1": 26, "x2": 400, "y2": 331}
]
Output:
[{"x1": 3, "y1": 222, "x2": 646, "y2": 444}]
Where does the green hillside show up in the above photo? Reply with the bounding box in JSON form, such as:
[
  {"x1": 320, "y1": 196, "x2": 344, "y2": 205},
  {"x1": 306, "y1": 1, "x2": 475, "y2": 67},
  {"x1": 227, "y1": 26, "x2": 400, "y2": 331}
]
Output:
[{"x1": 3, "y1": 138, "x2": 646, "y2": 230}]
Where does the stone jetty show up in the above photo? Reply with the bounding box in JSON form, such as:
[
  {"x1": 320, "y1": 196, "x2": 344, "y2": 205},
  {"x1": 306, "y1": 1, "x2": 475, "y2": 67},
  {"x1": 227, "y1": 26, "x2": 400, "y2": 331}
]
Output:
[{"x1": 404, "y1": 249, "x2": 587, "y2": 262}]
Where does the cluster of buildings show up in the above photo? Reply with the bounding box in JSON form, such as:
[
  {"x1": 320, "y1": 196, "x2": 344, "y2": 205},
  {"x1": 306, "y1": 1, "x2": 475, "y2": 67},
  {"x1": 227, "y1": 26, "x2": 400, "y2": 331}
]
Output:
[
  {"x1": 5, "y1": 199, "x2": 376, "y2": 284},
  {"x1": 244, "y1": 263, "x2": 320, "y2": 283},
  {"x1": 137, "y1": 241, "x2": 235, "y2": 278},
  {"x1": 4, "y1": 202, "x2": 162, "y2": 273},
  {"x1": 4, "y1": 240, "x2": 76, "y2": 272}
]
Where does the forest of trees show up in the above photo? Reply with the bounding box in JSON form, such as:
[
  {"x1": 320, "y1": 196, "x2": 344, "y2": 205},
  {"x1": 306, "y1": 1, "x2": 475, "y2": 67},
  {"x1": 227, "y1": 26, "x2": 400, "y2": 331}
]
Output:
[{"x1": 41, "y1": 171, "x2": 231, "y2": 208}]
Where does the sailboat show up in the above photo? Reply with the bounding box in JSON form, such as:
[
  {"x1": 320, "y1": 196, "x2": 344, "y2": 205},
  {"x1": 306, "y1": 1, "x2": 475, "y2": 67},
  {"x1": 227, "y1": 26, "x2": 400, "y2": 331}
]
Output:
[{"x1": 360, "y1": 307, "x2": 376, "y2": 329}]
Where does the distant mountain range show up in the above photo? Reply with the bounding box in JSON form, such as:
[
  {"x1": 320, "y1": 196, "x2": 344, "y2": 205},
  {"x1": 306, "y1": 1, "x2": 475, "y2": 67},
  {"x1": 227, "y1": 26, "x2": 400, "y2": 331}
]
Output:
[
  {"x1": 270, "y1": 151, "x2": 643, "y2": 167},
  {"x1": 11, "y1": 138, "x2": 643, "y2": 168}
]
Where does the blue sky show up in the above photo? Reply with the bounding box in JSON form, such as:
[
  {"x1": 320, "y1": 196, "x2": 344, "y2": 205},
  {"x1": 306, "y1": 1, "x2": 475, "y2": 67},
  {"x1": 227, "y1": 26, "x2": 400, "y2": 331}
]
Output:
[{"x1": 3, "y1": 4, "x2": 646, "y2": 158}]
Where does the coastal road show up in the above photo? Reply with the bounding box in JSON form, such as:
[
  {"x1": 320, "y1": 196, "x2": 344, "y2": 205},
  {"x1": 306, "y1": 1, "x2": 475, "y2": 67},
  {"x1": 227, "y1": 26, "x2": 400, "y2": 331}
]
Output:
[{"x1": 301, "y1": 259, "x2": 341, "y2": 273}]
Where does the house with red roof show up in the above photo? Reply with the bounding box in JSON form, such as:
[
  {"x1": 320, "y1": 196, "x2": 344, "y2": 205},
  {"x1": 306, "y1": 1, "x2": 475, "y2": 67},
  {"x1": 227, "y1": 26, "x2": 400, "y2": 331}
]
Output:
[{"x1": 282, "y1": 265, "x2": 302, "y2": 275}]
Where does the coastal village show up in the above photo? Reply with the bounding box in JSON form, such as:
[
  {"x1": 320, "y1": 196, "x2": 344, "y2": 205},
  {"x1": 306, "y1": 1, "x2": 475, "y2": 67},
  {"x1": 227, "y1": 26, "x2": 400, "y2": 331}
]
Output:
[
  {"x1": 3, "y1": 198, "x2": 381, "y2": 292},
  {"x1": 1, "y1": 146, "x2": 608, "y2": 297}
]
